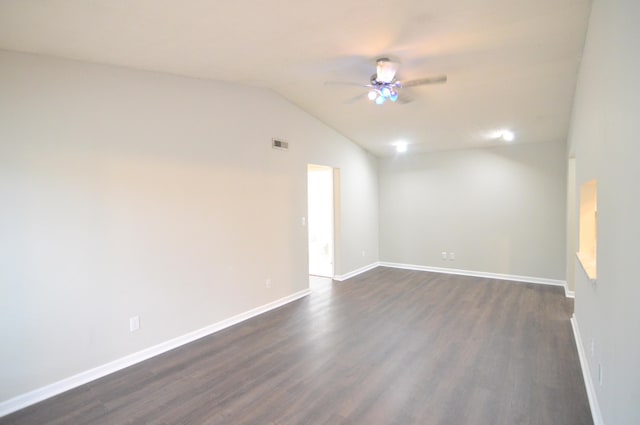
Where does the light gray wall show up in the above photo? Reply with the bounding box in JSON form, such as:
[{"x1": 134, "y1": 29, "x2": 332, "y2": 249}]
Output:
[
  {"x1": 566, "y1": 157, "x2": 577, "y2": 292},
  {"x1": 567, "y1": 0, "x2": 640, "y2": 423},
  {"x1": 379, "y1": 142, "x2": 567, "y2": 280},
  {"x1": 0, "y1": 50, "x2": 378, "y2": 402}
]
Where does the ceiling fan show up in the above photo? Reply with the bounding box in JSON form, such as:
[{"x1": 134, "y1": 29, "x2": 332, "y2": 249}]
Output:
[{"x1": 326, "y1": 57, "x2": 447, "y2": 105}]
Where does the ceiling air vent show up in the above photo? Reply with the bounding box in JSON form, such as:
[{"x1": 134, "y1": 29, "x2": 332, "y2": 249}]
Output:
[{"x1": 272, "y1": 138, "x2": 289, "y2": 151}]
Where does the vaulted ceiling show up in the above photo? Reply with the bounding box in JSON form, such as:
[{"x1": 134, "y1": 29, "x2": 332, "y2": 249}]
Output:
[{"x1": 0, "y1": 0, "x2": 591, "y2": 156}]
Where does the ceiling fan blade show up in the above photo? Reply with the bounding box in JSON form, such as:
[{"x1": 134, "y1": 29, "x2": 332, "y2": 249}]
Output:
[
  {"x1": 397, "y1": 95, "x2": 414, "y2": 104},
  {"x1": 401, "y1": 75, "x2": 447, "y2": 87},
  {"x1": 344, "y1": 92, "x2": 369, "y2": 104},
  {"x1": 324, "y1": 81, "x2": 371, "y2": 88}
]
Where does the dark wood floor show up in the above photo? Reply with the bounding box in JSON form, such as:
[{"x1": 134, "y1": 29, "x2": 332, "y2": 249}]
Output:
[{"x1": 2, "y1": 267, "x2": 593, "y2": 425}]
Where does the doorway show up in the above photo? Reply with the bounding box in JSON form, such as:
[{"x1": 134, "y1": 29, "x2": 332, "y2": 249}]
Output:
[{"x1": 307, "y1": 164, "x2": 334, "y2": 278}]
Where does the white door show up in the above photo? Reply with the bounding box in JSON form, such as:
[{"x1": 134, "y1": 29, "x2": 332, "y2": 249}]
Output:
[{"x1": 307, "y1": 165, "x2": 334, "y2": 277}]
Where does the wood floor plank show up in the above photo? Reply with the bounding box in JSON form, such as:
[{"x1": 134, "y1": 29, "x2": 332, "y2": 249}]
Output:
[{"x1": 1, "y1": 268, "x2": 593, "y2": 424}]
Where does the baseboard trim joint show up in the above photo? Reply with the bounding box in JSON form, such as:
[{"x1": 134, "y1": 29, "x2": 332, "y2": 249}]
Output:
[{"x1": 333, "y1": 262, "x2": 380, "y2": 281}]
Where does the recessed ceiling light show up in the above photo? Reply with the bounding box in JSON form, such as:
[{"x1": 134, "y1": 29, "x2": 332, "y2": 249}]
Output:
[
  {"x1": 395, "y1": 142, "x2": 408, "y2": 153},
  {"x1": 485, "y1": 129, "x2": 515, "y2": 142},
  {"x1": 502, "y1": 130, "x2": 515, "y2": 142}
]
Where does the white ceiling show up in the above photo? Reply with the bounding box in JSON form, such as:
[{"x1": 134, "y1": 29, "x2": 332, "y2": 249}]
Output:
[{"x1": 0, "y1": 0, "x2": 591, "y2": 156}]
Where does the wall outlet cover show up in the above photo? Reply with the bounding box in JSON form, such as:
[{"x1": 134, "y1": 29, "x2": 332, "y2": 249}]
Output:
[{"x1": 129, "y1": 316, "x2": 140, "y2": 332}]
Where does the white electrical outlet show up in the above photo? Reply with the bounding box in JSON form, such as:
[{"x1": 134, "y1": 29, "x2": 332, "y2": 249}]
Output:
[
  {"x1": 129, "y1": 316, "x2": 140, "y2": 332},
  {"x1": 266, "y1": 278, "x2": 272, "y2": 289},
  {"x1": 362, "y1": 250, "x2": 366, "y2": 257},
  {"x1": 441, "y1": 251, "x2": 447, "y2": 260},
  {"x1": 301, "y1": 217, "x2": 306, "y2": 226},
  {"x1": 448, "y1": 252, "x2": 455, "y2": 261}
]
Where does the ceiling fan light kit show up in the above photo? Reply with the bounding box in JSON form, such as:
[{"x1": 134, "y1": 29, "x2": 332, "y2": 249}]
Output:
[
  {"x1": 368, "y1": 58, "x2": 401, "y2": 105},
  {"x1": 369, "y1": 87, "x2": 398, "y2": 104}
]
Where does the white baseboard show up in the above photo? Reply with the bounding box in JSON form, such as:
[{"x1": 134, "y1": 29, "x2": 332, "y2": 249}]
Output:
[
  {"x1": 378, "y1": 261, "x2": 569, "y2": 291},
  {"x1": 570, "y1": 315, "x2": 604, "y2": 425},
  {"x1": 0, "y1": 289, "x2": 310, "y2": 418},
  {"x1": 337, "y1": 261, "x2": 572, "y2": 296},
  {"x1": 333, "y1": 262, "x2": 380, "y2": 281}
]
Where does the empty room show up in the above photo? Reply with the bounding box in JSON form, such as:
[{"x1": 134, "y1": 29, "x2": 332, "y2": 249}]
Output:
[{"x1": 1, "y1": 0, "x2": 638, "y2": 424}]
